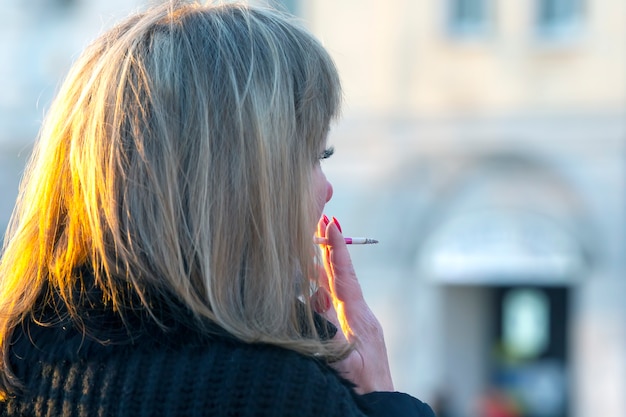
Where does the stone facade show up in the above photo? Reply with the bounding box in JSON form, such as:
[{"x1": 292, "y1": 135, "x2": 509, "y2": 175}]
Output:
[{"x1": 310, "y1": 1, "x2": 626, "y2": 416}]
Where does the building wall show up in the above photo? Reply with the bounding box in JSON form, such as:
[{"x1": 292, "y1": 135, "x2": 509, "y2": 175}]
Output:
[
  {"x1": 0, "y1": 0, "x2": 147, "y2": 236},
  {"x1": 0, "y1": 0, "x2": 146, "y2": 145},
  {"x1": 310, "y1": 1, "x2": 626, "y2": 416},
  {"x1": 309, "y1": 0, "x2": 626, "y2": 117}
]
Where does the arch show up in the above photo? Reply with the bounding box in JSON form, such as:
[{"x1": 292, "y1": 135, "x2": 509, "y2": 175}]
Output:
[{"x1": 406, "y1": 150, "x2": 596, "y2": 284}]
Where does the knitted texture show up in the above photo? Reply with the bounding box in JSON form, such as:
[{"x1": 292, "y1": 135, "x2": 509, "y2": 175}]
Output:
[
  {"x1": 1, "y1": 294, "x2": 435, "y2": 417},
  {"x1": 5, "y1": 330, "x2": 356, "y2": 416}
]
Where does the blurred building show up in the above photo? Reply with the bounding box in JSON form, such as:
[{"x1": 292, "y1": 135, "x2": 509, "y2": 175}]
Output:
[
  {"x1": 307, "y1": 1, "x2": 626, "y2": 417},
  {"x1": 0, "y1": 1, "x2": 624, "y2": 417},
  {"x1": 0, "y1": 0, "x2": 148, "y2": 233}
]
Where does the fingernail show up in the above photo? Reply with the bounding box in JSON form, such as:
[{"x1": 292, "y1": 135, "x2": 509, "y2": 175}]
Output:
[
  {"x1": 313, "y1": 288, "x2": 331, "y2": 313},
  {"x1": 323, "y1": 214, "x2": 330, "y2": 226},
  {"x1": 331, "y1": 216, "x2": 342, "y2": 232},
  {"x1": 324, "y1": 290, "x2": 331, "y2": 311}
]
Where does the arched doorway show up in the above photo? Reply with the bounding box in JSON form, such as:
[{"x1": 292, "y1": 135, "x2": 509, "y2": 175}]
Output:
[{"x1": 413, "y1": 153, "x2": 592, "y2": 417}]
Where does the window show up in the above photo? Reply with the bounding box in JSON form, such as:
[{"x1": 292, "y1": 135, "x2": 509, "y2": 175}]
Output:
[
  {"x1": 536, "y1": 0, "x2": 584, "y2": 38},
  {"x1": 448, "y1": 0, "x2": 490, "y2": 37}
]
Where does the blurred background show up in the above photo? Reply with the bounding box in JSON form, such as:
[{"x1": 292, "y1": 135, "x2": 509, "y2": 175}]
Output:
[{"x1": 1, "y1": 1, "x2": 625, "y2": 416}]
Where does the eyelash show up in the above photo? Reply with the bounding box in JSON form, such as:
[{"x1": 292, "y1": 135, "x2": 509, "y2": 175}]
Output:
[{"x1": 319, "y1": 146, "x2": 335, "y2": 161}]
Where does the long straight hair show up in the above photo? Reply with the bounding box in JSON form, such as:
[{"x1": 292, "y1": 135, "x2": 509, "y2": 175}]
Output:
[{"x1": 0, "y1": 1, "x2": 345, "y2": 394}]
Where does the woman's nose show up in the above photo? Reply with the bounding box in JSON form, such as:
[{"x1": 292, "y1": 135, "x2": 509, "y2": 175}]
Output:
[{"x1": 325, "y1": 180, "x2": 333, "y2": 203}]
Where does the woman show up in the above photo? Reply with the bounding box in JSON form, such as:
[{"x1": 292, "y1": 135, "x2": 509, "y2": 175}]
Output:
[{"x1": 0, "y1": 2, "x2": 435, "y2": 416}]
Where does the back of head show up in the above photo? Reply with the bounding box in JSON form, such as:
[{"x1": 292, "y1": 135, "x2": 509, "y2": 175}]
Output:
[{"x1": 0, "y1": 0, "x2": 342, "y2": 395}]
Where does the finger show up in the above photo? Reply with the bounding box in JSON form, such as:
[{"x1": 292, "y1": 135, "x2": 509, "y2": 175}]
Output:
[
  {"x1": 311, "y1": 283, "x2": 349, "y2": 342},
  {"x1": 323, "y1": 219, "x2": 373, "y2": 342},
  {"x1": 317, "y1": 215, "x2": 334, "y2": 284},
  {"x1": 316, "y1": 214, "x2": 330, "y2": 239},
  {"x1": 316, "y1": 265, "x2": 330, "y2": 290},
  {"x1": 316, "y1": 215, "x2": 332, "y2": 283},
  {"x1": 311, "y1": 286, "x2": 331, "y2": 314},
  {"x1": 324, "y1": 219, "x2": 364, "y2": 304}
]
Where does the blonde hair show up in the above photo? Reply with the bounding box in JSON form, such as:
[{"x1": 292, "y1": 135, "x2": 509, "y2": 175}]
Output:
[{"x1": 0, "y1": 1, "x2": 343, "y2": 394}]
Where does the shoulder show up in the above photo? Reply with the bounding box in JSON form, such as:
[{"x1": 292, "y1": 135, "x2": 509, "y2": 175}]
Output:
[
  {"x1": 174, "y1": 340, "x2": 362, "y2": 414},
  {"x1": 360, "y1": 391, "x2": 437, "y2": 417},
  {"x1": 8, "y1": 321, "x2": 434, "y2": 417},
  {"x1": 179, "y1": 341, "x2": 435, "y2": 417},
  {"x1": 173, "y1": 341, "x2": 435, "y2": 417}
]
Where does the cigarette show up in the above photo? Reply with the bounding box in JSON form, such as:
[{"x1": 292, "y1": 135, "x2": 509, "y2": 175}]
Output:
[{"x1": 314, "y1": 237, "x2": 379, "y2": 245}]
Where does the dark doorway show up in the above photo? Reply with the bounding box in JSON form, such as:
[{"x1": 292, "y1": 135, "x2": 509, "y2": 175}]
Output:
[{"x1": 488, "y1": 286, "x2": 569, "y2": 417}]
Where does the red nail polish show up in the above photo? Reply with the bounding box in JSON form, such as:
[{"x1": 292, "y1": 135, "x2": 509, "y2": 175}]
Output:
[
  {"x1": 331, "y1": 216, "x2": 342, "y2": 233},
  {"x1": 323, "y1": 289, "x2": 331, "y2": 311},
  {"x1": 313, "y1": 288, "x2": 331, "y2": 313},
  {"x1": 323, "y1": 214, "x2": 330, "y2": 225}
]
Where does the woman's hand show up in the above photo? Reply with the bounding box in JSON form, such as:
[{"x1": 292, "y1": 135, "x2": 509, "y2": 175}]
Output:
[{"x1": 314, "y1": 215, "x2": 394, "y2": 394}]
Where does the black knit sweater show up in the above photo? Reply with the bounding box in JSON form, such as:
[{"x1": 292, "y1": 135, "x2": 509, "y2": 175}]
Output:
[{"x1": 1, "y1": 294, "x2": 435, "y2": 417}]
